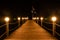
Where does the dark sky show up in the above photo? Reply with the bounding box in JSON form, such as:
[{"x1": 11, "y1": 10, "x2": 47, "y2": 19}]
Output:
[{"x1": 0, "y1": 0, "x2": 60, "y2": 17}]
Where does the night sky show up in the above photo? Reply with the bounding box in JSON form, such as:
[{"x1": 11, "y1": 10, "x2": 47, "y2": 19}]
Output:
[{"x1": 0, "y1": 0, "x2": 60, "y2": 18}]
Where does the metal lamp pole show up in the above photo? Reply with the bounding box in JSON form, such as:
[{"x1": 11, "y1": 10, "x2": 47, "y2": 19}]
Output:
[
  {"x1": 51, "y1": 16, "x2": 57, "y2": 36},
  {"x1": 5, "y1": 17, "x2": 10, "y2": 37},
  {"x1": 40, "y1": 17, "x2": 43, "y2": 26},
  {"x1": 18, "y1": 17, "x2": 20, "y2": 26}
]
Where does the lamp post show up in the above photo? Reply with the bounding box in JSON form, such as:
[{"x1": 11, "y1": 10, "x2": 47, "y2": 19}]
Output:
[
  {"x1": 4, "y1": 17, "x2": 10, "y2": 37},
  {"x1": 40, "y1": 17, "x2": 43, "y2": 26},
  {"x1": 18, "y1": 17, "x2": 20, "y2": 26},
  {"x1": 51, "y1": 16, "x2": 57, "y2": 36}
]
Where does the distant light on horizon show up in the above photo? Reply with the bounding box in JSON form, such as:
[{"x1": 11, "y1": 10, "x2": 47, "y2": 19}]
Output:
[
  {"x1": 32, "y1": 17, "x2": 36, "y2": 20},
  {"x1": 24, "y1": 17, "x2": 28, "y2": 20},
  {"x1": 37, "y1": 17, "x2": 39, "y2": 20},
  {"x1": 22, "y1": 17, "x2": 25, "y2": 20}
]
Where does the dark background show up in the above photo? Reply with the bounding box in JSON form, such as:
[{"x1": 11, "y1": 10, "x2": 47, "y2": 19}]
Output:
[{"x1": 0, "y1": 0, "x2": 60, "y2": 18}]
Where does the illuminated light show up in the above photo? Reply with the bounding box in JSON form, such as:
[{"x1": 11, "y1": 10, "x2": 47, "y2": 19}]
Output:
[
  {"x1": 22, "y1": 17, "x2": 25, "y2": 20},
  {"x1": 5, "y1": 17, "x2": 10, "y2": 22},
  {"x1": 18, "y1": 17, "x2": 20, "y2": 21},
  {"x1": 32, "y1": 17, "x2": 36, "y2": 20},
  {"x1": 40, "y1": 17, "x2": 43, "y2": 20},
  {"x1": 51, "y1": 16, "x2": 57, "y2": 22},
  {"x1": 37, "y1": 17, "x2": 39, "y2": 20},
  {"x1": 25, "y1": 17, "x2": 28, "y2": 20}
]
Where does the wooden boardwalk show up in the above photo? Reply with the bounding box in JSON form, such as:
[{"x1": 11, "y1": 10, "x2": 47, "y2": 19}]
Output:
[{"x1": 4, "y1": 20, "x2": 57, "y2": 40}]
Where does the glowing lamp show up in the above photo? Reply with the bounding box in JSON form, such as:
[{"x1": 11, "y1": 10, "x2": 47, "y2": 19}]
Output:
[
  {"x1": 51, "y1": 16, "x2": 57, "y2": 22},
  {"x1": 18, "y1": 17, "x2": 20, "y2": 21},
  {"x1": 40, "y1": 17, "x2": 43, "y2": 20},
  {"x1": 5, "y1": 17, "x2": 10, "y2": 22}
]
